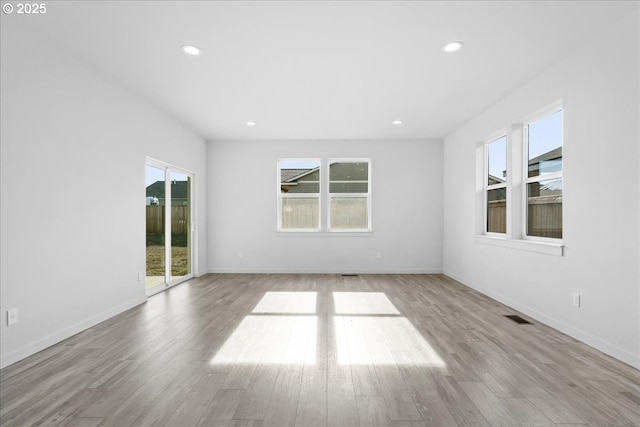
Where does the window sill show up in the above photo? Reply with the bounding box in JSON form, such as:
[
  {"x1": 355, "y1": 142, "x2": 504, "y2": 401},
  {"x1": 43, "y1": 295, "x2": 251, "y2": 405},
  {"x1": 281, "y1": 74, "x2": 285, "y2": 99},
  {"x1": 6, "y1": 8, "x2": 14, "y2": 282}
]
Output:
[
  {"x1": 277, "y1": 230, "x2": 373, "y2": 237},
  {"x1": 474, "y1": 235, "x2": 563, "y2": 256}
]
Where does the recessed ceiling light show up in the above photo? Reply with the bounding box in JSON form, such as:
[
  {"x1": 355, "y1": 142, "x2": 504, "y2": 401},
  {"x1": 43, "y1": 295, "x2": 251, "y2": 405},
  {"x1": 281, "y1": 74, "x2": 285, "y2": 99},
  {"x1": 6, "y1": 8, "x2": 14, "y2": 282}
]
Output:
[
  {"x1": 246, "y1": 121, "x2": 256, "y2": 126},
  {"x1": 182, "y1": 45, "x2": 201, "y2": 56},
  {"x1": 442, "y1": 41, "x2": 464, "y2": 53},
  {"x1": 392, "y1": 120, "x2": 403, "y2": 125}
]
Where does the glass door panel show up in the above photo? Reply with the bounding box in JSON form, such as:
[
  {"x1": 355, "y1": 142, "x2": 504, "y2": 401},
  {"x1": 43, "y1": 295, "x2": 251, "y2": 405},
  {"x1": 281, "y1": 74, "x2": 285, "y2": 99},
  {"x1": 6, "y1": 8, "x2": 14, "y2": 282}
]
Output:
[
  {"x1": 170, "y1": 172, "x2": 191, "y2": 283},
  {"x1": 146, "y1": 161, "x2": 194, "y2": 296},
  {"x1": 145, "y1": 165, "x2": 167, "y2": 289}
]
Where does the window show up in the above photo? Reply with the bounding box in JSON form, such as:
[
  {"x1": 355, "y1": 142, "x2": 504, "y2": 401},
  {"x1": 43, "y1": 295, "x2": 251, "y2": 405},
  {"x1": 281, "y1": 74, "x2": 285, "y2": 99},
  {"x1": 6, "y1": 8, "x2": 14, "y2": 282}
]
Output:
[
  {"x1": 278, "y1": 159, "x2": 320, "y2": 231},
  {"x1": 485, "y1": 135, "x2": 507, "y2": 234},
  {"x1": 329, "y1": 160, "x2": 371, "y2": 231},
  {"x1": 525, "y1": 108, "x2": 563, "y2": 239},
  {"x1": 277, "y1": 158, "x2": 371, "y2": 232},
  {"x1": 475, "y1": 102, "x2": 563, "y2": 256}
]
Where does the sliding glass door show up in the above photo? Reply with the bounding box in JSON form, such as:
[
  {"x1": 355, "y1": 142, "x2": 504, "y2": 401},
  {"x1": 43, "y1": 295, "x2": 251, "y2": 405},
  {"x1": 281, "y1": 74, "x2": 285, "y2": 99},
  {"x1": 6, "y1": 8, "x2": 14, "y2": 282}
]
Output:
[
  {"x1": 145, "y1": 160, "x2": 193, "y2": 295},
  {"x1": 169, "y1": 171, "x2": 191, "y2": 283},
  {"x1": 145, "y1": 164, "x2": 167, "y2": 290}
]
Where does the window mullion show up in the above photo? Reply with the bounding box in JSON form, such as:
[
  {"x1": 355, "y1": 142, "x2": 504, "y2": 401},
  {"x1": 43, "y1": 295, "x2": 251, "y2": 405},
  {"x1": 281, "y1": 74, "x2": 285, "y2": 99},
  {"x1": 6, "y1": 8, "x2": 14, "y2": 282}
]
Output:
[
  {"x1": 321, "y1": 158, "x2": 328, "y2": 231},
  {"x1": 508, "y1": 123, "x2": 523, "y2": 239}
]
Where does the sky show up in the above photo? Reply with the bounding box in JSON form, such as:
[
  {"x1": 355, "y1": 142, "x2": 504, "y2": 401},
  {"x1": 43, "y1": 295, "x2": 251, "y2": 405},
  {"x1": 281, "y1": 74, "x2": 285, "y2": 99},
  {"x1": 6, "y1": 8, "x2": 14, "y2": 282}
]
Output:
[
  {"x1": 528, "y1": 109, "x2": 563, "y2": 159},
  {"x1": 488, "y1": 136, "x2": 507, "y2": 179},
  {"x1": 279, "y1": 160, "x2": 320, "y2": 170},
  {"x1": 488, "y1": 109, "x2": 563, "y2": 179}
]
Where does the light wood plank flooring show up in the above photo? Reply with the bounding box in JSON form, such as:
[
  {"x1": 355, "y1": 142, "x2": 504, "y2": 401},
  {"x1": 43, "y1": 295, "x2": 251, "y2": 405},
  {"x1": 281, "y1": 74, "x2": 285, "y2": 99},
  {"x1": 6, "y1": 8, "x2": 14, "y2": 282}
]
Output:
[{"x1": 1, "y1": 274, "x2": 639, "y2": 426}]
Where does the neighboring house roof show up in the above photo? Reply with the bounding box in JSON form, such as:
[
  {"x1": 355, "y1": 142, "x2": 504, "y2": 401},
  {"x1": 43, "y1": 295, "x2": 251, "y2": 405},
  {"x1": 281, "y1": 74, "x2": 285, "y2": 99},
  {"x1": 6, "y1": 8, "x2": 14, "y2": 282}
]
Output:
[
  {"x1": 146, "y1": 180, "x2": 189, "y2": 199},
  {"x1": 488, "y1": 174, "x2": 506, "y2": 185},
  {"x1": 280, "y1": 168, "x2": 321, "y2": 194},
  {"x1": 281, "y1": 168, "x2": 319, "y2": 183},
  {"x1": 529, "y1": 147, "x2": 562, "y2": 165}
]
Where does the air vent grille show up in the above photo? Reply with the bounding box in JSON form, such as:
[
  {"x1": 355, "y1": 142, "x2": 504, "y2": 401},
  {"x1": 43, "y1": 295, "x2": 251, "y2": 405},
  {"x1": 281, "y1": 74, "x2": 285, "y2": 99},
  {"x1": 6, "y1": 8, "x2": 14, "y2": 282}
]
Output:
[{"x1": 504, "y1": 314, "x2": 533, "y2": 325}]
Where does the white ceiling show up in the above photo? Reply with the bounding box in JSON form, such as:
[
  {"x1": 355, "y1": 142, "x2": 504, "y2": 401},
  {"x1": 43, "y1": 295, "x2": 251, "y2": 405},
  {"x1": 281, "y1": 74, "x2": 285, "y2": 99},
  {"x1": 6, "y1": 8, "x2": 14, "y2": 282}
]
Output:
[{"x1": 18, "y1": 1, "x2": 639, "y2": 141}]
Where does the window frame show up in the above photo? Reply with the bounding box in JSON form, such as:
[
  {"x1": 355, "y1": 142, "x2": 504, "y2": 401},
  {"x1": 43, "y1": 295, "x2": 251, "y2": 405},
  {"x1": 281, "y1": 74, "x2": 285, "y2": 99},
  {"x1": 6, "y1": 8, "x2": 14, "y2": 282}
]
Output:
[
  {"x1": 276, "y1": 157, "x2": 372, "y2": 234},
  {"x1": 145, "y1": 157, "x2": 196, "y2": 296},
  {"x1": 522, "y1": 104, "x2": 563, "y2": 242},
  {"x1": 327, "y1": 158, "x2": 372, "y2": 232},
  {"x1": 474, "y1": 100, "x2": 564, "y2": 256},
  {"x1": 484, "y1": 132, "x2": 508, "y2": 236},
  {"x1": 277, "y1": 158, "x2": 321, "y2": 232}
]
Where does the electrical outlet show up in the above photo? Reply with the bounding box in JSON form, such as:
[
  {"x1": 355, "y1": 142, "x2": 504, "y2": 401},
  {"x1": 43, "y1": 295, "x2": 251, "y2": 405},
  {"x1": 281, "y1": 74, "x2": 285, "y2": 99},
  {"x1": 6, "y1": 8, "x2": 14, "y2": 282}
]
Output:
[
  {"x1": 238, "y1": 251, "x2": 243, "y2": 259},
  {"x1": 7, "y1": 308, "x2": 17, "y2": 326},
  {"x1": 572, "y1": 293, "x2": 581, "y2": 308},
  {"x1": 138, "y1": 271, "x2": 143, "y2": 282},
  {"x1": 376, "y1": 252, "x2": 382, "y2": 259}
]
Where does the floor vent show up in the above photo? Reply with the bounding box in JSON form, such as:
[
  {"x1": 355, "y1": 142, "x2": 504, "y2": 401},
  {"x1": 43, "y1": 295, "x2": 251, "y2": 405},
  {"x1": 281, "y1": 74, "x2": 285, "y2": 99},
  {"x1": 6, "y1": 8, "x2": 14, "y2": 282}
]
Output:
[
  {"x1": 341, "y1": 274, "x2": 359, "y2": 277},
  {"x1": 504, "y1": 314, "x2": 533, "y2": 325}
]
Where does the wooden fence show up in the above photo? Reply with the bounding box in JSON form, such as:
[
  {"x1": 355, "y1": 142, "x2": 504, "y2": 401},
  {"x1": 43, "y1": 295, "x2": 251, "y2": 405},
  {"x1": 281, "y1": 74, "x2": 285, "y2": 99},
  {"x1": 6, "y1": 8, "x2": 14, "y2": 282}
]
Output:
[
  {"x1": 280, "y1": 198, "x2": 368, "y2": 229},
  {"x1": 146, "y1": 206, "x2": 189, "y2": 235},
  {"x1": 527, "y1": 197, "x2": 562, "y2": 238},
  {"x1": 487, "y1": 200, "x2": 507, "y2": 233},
  {"x1": 281, "y1": 199, "x2": 319, "y2": 229},
  {"x1": 488, "y1": 198, "x2": 562, "y2": 238}
]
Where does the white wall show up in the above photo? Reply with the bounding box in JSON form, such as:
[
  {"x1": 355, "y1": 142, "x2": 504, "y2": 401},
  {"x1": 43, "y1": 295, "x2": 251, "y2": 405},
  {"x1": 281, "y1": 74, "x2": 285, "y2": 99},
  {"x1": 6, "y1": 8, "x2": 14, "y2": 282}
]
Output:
[
  {"x1": 207, "y1": 139, "x2": 443, "y2": 273},
  {"x1": 443, "y1": 12, "x2": 639, "y2": 368},
  {"x1": 0, "y1": 22, "x2": 207, "y2": 368}
]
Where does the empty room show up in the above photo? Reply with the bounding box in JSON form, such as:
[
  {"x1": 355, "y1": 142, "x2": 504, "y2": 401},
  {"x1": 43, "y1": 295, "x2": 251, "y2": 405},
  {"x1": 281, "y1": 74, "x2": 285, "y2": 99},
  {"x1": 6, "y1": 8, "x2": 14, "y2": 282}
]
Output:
[{"x1": 1, "y1": 1, "x2": 639, "y2": 426}]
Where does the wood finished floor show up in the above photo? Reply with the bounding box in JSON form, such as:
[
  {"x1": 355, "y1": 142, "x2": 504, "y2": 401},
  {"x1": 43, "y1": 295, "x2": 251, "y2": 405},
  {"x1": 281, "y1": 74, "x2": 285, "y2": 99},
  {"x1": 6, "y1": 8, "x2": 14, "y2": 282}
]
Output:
[{"x1": 1, "y1": 274, "x2": 639, "y2": 427}]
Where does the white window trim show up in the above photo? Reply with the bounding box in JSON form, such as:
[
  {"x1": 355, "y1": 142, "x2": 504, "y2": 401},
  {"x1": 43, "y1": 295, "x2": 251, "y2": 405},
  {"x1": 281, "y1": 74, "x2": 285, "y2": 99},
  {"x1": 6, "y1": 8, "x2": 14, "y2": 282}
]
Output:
[
  {"x1": 328, "y1": 158, "x2": 372, "y2": 232},
  {"x1": 484, "y1": 132, "x2": 507, "y2": 237},
  {"x1": 474, "y1": 100, "x2": 564, "y2": 256},
  {"x1": 277, "y1": 158, "x2": 321, "y2": 232},
  {"x1": 145, "y1": 157, "x2": 197, "y2": 293},
  {"x1": 474, "y1": 234, "x2": 563, "y2": 256},
  {"x1": 276, "y1": 158, "x2": 372, "y2": 234}
]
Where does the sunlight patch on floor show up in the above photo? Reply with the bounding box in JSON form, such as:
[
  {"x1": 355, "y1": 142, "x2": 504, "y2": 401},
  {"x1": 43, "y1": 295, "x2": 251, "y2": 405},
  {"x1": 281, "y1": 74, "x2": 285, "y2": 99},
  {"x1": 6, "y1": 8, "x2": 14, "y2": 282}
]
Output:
[
  {"x1": 210, "y1": 315, "x2": 317, "y2": 365},
  {"x1": 333, "y1": 316, "x2": 445, "y2": 367},
  {"x1": 210, "y1": 290, "x2": 444, "y2": 367}
]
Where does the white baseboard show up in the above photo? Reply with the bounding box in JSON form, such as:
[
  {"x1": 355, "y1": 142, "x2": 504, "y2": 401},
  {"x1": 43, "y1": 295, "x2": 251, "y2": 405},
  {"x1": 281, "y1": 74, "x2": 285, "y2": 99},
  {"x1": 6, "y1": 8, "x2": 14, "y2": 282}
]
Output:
[
  {"x1": 0, "y1": 295, "x2": 147, "y2": 369},
  {"x1": 443, "y1": 270, "x2": 640, "y2": 370},
  {"x1": 206, "y1": 268, "x2": 443, "y2": 275}
]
